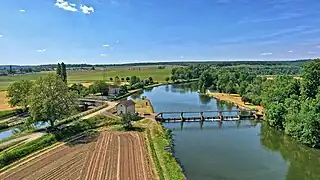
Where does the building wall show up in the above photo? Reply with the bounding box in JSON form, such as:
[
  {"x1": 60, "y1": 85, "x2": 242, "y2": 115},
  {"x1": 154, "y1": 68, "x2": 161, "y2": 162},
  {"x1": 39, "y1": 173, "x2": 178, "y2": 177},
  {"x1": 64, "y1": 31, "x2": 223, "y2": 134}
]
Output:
[
  {"x1": 116, "y1": 104, "x2": 135, "y2": 115},
  {"x1": 117, "y1": 104, "x2": 127, "y2": 115},
  {"x1": 109, "y1": 88, "x2": 120, "y2": 95},
  {"x1": 126, "y1": 105, "x2": 135, "y2": 114}
]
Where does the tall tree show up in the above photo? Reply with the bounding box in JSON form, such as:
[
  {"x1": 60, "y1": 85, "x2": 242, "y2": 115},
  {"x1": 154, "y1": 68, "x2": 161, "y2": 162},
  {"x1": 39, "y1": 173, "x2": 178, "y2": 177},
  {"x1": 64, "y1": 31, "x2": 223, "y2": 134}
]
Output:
[
  {"x1": 9, "y1": 65, "x2": 13, "y2": 74},
  {"x1": 301, "y1": 59, "x2": 320, "y2": 99},
  {"x1": 7, "y1": 80, "x2": 33, "y2": 111},
  {"x1": 165, "y1": 77, "x2": 170, "y2": 83},
  {"x1": 61, "y1": 62, "x2": 67, "y2": 83},
  {"x1": 28, "y1": 74, "x2": 76, "y2": 127},
  {"x1": 94, "y1": 80, "x2": 109, "y2": 96},
  {"x1": 56, "y1": 63, "x2": 61, "y2": 76},
  {"x1": 130, "y1": 76, "x2": 140, "y2": 85},
  {"x1": 114, "y1": 76, "x2": 121, "y2": 85},
  {"x1": 198, "y1": 70, "x2": 214, "y2": 93},
  {"x1": 148, "y1": 77, "x2": 153, "y2": 84}
]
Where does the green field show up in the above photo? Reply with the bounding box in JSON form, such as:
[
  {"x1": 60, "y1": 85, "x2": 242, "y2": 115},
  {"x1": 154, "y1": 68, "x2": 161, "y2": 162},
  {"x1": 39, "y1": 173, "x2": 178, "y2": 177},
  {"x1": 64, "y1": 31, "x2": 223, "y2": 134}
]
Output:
[{"x1": 0, "y1": 66, "x2": 173, "y2": 91}]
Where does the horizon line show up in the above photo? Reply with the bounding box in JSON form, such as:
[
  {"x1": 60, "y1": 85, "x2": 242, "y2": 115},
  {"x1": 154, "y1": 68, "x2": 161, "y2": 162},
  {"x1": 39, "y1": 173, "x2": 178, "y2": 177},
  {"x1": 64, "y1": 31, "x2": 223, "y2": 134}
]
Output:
[{"x1": 0, "y1": 58, "x2": 315, "y2": 66}]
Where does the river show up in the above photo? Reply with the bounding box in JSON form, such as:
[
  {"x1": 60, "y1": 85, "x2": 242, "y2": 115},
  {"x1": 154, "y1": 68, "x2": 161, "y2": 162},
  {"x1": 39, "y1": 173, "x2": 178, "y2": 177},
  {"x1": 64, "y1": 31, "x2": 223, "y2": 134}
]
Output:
[{"x1": 129, "y1": 83, "x2": 320, "y2": 180}]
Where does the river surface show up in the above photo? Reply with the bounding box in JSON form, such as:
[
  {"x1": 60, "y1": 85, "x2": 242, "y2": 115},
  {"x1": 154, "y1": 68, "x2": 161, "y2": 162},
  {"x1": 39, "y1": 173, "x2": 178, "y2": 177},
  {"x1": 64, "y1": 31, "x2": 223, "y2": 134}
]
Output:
[{"x1": 129, "y1": 83, "x2": 320, "y2": 180}]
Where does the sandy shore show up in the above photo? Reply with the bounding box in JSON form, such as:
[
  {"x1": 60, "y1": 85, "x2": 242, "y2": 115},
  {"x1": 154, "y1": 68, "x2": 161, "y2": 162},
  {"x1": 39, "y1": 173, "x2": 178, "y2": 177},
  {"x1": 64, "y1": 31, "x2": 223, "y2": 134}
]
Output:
[{"x1": 207, "y1": 92, "x2": 263, "y2": 115}]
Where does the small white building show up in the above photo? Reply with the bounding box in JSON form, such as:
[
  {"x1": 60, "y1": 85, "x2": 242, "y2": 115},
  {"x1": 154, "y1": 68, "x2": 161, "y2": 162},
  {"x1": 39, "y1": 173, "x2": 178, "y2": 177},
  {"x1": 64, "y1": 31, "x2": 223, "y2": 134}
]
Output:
[
  {"x1": 116, "y1": 100, "x2": 135, "y2": 115},
  {"x1": 109, "y1": 85, "x2": 121, "y2": 96}
]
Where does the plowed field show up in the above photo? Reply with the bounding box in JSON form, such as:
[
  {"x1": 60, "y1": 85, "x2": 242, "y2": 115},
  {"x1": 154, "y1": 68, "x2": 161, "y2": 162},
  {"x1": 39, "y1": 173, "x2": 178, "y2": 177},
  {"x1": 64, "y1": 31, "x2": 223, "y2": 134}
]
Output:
[{"x1": 0, "y1": 132, "x2": 156, "y2": 180}]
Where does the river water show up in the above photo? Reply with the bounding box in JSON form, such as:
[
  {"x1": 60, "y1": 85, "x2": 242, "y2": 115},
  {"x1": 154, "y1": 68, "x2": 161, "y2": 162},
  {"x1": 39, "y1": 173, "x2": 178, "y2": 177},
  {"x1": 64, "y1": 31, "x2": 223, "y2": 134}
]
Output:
[{"x1": 129, "y1": 83, "x2": 320, "y2": 180}]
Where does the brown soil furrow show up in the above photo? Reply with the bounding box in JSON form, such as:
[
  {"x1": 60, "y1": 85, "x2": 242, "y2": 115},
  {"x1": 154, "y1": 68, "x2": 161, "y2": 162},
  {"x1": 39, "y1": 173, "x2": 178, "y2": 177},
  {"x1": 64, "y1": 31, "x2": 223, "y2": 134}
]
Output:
[
  {"x1": 0, "y1": 143, "x2": 72, "y2": 179},
  {"x1": 80, "y1": 132, "x2": 104, "y2": 180},
  {"x1": 1, "y1": 131, "x2": 156, "y2": 180},
  {"x1": 116, "y1": 134, "x2": 121, "y2": 180},
  {"x1": 119, "y1": 134, "x2": 126, "y2": 180},
  {"x1": 135, "y1": 133, "x2": 147, "y2": 180},
  {"x1": 100, "y1": 133, "x2": 113, "y2": 179},
  {"x1": 104, "y1": 133, "x2": 118, "y2": 180},
  {"x1": 31, "y1": 149, "x2": 86, "y2": 180},
  {"x1": 1, "y1": 145, "x2": 79, "y2": 180},
  {"x1": 139, "y1": 134, "x2": 154, "y2": 179},
  {"x1": 59, "y1": 164, "x2": 82, "y2": 180},
  {"x1": 109, "y1": 133, "x2": 119, "y2": 179},
  {"x1": 39, "y1": 150, "x2": 86, "y2": 180},
  {"x1": 88, "y1": 132, "x2": 108, "y2": 180},
  {"x1": 78, "y1": 137, "x2": 98, "y2": 178},
  {"x1": 120, "y1": 134, "x2": 136, "y2": 180},
  {"x1": 46, "y1": 156, "x2": 84, "y2": 180},
  {"x1": 96, "y1": 132, "x2": 111, "y2": 180},
  {"x1": 128, "y1": 133, "x2": 138, "y2": 180}
]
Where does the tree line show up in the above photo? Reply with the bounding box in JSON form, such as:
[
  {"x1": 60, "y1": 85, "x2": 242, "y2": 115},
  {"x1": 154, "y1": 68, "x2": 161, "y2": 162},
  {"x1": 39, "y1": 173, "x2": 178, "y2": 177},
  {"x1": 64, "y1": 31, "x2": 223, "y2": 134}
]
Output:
[
  {"x1": 171, "y1": 64, "x2": 300, "y2": 83},
  {"x1": 185, "y1": 59, "x2": 320, "y2": 147}
]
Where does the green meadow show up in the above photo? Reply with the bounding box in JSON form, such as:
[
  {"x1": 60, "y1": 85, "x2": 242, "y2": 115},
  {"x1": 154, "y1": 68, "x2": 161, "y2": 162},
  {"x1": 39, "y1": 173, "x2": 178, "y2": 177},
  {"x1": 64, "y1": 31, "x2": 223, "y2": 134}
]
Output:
[{"x1": 0, "y1": 66, "x2": 173, "y2": 91}]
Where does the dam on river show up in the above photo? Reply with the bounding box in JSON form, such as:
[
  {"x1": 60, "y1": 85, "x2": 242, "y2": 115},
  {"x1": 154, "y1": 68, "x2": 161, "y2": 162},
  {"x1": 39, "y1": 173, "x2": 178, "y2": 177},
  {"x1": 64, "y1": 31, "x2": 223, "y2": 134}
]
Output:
[{"x1": 155, "y1": 110, "x2": 263, "y2": 123}]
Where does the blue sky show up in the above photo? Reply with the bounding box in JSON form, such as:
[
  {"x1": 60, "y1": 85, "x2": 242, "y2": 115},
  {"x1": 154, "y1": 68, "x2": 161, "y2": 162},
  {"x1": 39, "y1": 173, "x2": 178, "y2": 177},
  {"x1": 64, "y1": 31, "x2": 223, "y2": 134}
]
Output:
[{"x1": 1, "y1": 0, "x2": 320, "y2": 65}]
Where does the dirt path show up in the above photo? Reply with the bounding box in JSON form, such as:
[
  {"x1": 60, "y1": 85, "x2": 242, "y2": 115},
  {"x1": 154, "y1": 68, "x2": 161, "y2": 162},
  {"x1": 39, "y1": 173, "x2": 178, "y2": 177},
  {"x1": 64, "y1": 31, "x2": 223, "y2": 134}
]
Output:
[
  {"x1": 81, "y1": 101, "x2": 117, "y2": 119},
  {"x1": 0, "y1": 132, "x2": 45, "y2": 147},
  {"x1": 0, "y1": 101, "x2": 118, "y2": 148},
  {"x1": 0, "y1": 131, "x2": 156, "y2": 180}
]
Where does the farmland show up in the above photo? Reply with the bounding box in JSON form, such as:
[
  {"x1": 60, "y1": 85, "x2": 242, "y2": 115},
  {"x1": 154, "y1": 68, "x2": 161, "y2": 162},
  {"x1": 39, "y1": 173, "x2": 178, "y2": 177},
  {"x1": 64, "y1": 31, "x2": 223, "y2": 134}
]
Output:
[
  {"x1": 0, "y1": 131, "x2": 156, "y2": 180},
  {"x1": 0, "y1": 66, "x2": 173, "y2": 91}
]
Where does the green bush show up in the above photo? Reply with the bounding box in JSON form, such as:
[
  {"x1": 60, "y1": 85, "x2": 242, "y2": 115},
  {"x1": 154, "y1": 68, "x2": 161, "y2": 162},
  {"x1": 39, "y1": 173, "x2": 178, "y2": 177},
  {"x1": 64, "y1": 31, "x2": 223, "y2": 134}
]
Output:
[
  {"x1": 56, "y1": 103, "x2": 109, "y2": 126},
  {"x1": 0, "y1": 134, "x2": 57, "y2": 168},
  {"x1": 0, "y1": 123, "x2": 9, "y2": 131},
  {"x1": 0, "y1": 110, "x2": 17, "y2": 120}
]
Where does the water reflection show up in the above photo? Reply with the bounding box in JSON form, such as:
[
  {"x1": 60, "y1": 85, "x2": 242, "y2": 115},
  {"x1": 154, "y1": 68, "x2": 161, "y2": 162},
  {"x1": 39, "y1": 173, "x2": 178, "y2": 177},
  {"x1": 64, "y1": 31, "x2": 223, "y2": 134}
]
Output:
[
  {"x1": 199, "y1": 94, "x2": 211, "y2": 105},
  {"x1": 260, "y1": 124, "x2": 320, "y2": 180},
  {"x1": 164, "y1": 85, "x2": 170, "y2": 92},
  {"x1": 128, "y1": 83, "x2": 320, "y2": 180},
  {"x1": 130, "y1": 90, "x2": 143, "y2": 99}
]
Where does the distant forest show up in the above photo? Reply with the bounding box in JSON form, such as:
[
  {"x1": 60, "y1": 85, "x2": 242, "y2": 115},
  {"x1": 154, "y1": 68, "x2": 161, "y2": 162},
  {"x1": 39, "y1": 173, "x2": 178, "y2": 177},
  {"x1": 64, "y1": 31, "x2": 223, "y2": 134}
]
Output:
[
  {"x1": 0, "y1": 59, "x2": 311, "y2": 76},
  {"x1": 0, "y1": 59, "x2": 311, "y2": 68}
]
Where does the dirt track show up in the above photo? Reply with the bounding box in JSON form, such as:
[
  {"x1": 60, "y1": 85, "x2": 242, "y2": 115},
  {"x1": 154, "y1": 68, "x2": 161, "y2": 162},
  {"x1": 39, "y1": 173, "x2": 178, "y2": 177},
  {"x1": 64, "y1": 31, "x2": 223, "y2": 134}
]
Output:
[{"x1": 0, "y1": 131, "x2": 156, "y2": 180}]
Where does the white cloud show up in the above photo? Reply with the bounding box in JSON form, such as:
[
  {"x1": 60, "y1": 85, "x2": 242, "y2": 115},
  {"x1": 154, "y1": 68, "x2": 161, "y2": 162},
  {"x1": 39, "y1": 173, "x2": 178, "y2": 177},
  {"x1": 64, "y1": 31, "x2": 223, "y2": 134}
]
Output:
[
  {"x1": 80, "y1": 4, "x2": 94, "y2": 14},
  {"x1": 100, "y1": 54, "x2": 107, "y2": 57},
  {"x1": 116, "y1": 40, "x2": 120, "y2": 43},
  {"x1": 55, "y1": 0, "x2": 78, "y2": 12},
  {"x1": 0, "y1": 34, "x2": 2, "y2": 38},
  {"x1": 19, "y1": 9, "x2": 26, "y2": 13},
  {"x1": 260, "y1": 52, "x2": 273, "y2": 56},
  {"x1": 288, "y1": 50, "x2": 293, "y2": 53},
  {"x1": 102, "y1": 44, "x2": 109, "y2": 47},
  {"x1": 36, "y1": 49, "x2": 47, "y2": 52},
  {"x1": 180, "y1": 55, "x2": 184, "y2": 59},
  {"x1": 308, "y1": 52, "x2": 316, "y2": 54}
]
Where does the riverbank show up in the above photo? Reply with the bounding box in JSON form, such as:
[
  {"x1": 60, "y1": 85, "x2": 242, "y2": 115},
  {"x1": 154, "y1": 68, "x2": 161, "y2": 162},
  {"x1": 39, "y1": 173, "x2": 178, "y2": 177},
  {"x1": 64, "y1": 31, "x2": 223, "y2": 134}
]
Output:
[
  {"x1": 207, "y1": 91, "x2": 264, "y2": 115},
  {"x1": 134, "y1": 99, "x2": 155, "y2": 115},
  {"x1": 136, "y1": 118, "x2": 185, "y2": 180}
]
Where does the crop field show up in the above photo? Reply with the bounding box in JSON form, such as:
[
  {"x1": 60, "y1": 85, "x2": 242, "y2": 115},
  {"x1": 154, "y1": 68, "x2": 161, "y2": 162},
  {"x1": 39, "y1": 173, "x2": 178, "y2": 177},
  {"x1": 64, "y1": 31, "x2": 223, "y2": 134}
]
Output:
[
  {"x1": 0, "y1": 66, "x2": 173, "y2": 91},
  {"x1": 0, "y1": 131, "x2": 156, "y2": 180}
]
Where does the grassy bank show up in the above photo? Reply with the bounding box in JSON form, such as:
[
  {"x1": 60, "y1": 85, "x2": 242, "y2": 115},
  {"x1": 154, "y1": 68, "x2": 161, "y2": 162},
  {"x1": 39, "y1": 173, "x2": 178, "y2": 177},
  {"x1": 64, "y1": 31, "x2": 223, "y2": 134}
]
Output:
[
  {"x1": 134, "y1": 99, "x2": 155, "y2": 115},
  {"x1": 0, "y1": 110, "x2": 17, "y2": 121},
  {"x1": 137, "y1": 119, "x2": 185, "y2": 180},
  {"x1": 207, "y1": 92, "x2": 263, "y2": 115}
]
